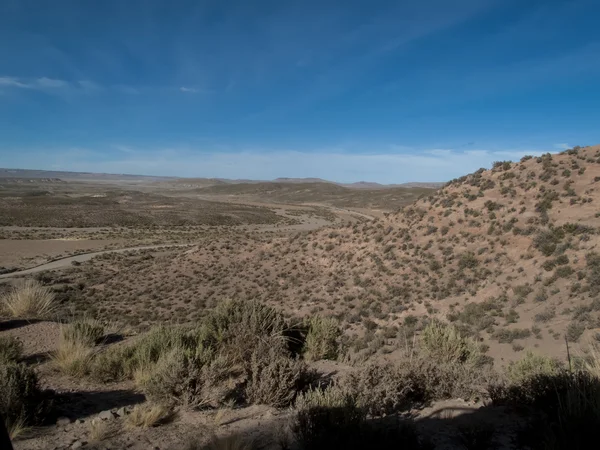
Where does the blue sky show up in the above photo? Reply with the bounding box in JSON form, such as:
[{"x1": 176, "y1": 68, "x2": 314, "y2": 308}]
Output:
[{"x1": 0, "y1": 0, "x2": 599, "y2": 183}]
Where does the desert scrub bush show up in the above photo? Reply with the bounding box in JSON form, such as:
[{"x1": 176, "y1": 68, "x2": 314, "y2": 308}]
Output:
[
  {"x1": 294, "y1": 385, "x2": 429, "y2": 450},
  {"x1": 342, "y1": 355, "x2": 493, "y2": 415},
  {"x1": 91, "y1": 325, "x2": 194, "y2": 381},
  {"x1": 140, "y1": 346, "x2": 241, "y2": 409},
  {"x1": 0, "y1": 335, "x2": 23, "y2": 363},
  {"x1": 0, "y1": 362, "x2": 44, "y2": 438},
  {"x1": 303, "y1": 316, "x2": 341, "y2": 361},
  {"x1": 294, "y1": 386, "x2": 365, "y2": 449},
  {"x1": 1, "y1": 279, "x2": 55, "y2": 318},
  {"x1": 342, "y1": 362, "x2": 417, "y2": 416},
  {"x1": 505, "y1": 351, "x2": 562, "y2": 383},
  {"x1": 246, "y1": 345, "x2": 316, "y2": 407},
  {"x1": 94, "y1": 300, "x2": 311, "y2": 410},
  {"x1": 458, "y1": 252, "x2": 478, "y2": 269},
  {"x1": 421, "y1": 320, "x2": 484, "y2": 366},
  {"x1": 491, "y1": 368, "x2": 600, "y2": 450},
  {"x1": 196, "y1": 299, "x2": 290, "y2": 364}
]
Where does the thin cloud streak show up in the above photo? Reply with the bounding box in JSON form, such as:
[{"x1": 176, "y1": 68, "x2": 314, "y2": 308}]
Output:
[
  {"x1": 2, "y1": 146, "x2": 550, "y2": 184},
  {"x1": 0, "y1": 76, "x2": 67, "y2": 90}
]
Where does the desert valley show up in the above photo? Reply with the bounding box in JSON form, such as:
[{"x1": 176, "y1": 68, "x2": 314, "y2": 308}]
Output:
[{"x1": 1, "y1": 145, "x2": 599, "y2": 449}]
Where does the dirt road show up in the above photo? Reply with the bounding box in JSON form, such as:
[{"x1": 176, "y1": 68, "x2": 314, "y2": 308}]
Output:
[{"x1": 0, "y1": 244, "x2": 192, "y2": 279}]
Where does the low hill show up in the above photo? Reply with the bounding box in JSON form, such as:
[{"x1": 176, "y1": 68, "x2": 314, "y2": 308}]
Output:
[{"x1": 194, "y1": 181, "x2": 434, "y2": 209}]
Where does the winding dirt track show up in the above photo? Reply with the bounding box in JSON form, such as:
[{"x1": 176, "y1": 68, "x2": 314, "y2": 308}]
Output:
[{"x1": 0, "y1": 244, "x2": 193, "y2": 279}]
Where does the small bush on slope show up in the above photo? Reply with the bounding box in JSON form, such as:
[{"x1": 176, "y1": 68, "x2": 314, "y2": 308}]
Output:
[
  {"x1": 1, "y1": 279, "x2": 55, "y2": 319},
  {"x1": 303, "y1": 316, "x2": 341, "y2": 361},
  {"x1": 421, "y1": 320, "x2": 485, "y2": 366},
  {"x1": 245, "y1": 345, "x2": 316, "y2": 407},
  {"x1": 505, "y1": 351, "x2": 562, "y2": 383}
]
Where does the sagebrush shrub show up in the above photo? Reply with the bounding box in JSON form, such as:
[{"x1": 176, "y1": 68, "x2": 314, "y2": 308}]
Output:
[{"x1": 246, "y1": 345, "x2": 315, "y2": 407}]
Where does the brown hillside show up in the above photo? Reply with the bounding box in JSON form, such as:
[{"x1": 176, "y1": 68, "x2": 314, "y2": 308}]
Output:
[{"x1": 50, "y1": 145, "x2": 600, "y2": 364}]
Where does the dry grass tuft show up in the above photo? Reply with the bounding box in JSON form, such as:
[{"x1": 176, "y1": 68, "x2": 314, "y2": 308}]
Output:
[
  {"x1": 52, "y1": 332, "x2": 96, "y2": 376},
  {"x1": 88, "y1": 418, "x2": 111, "y2": 442},
  {"x1": 124, "y1": 403, "x2": 174, "y2": 428},
  {"x1": 61, "y1": 317, "x2": 105, "y2": 347},
  {"x1": 6, "y1": 416, "x2": 28, "y2": 441},
  {"x1": 1, "y1": 279, "x2": 56, "y2": 319}
]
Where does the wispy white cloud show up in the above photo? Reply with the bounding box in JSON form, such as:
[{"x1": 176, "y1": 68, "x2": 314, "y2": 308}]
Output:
[
  {"x1": 0, "y1": 76, "x2": 210, "y2": 97},
  {"x1": 0, "y1": 76, "x2": 68, "y2": 90},
  {"x1": 554, "y1": 143, "x2": 571, "y2": 150}
]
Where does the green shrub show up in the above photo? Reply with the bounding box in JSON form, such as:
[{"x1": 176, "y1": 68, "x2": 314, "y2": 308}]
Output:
[
  {"x1": 533, "y1": 229, "x2": 564, "y2": 257},
  {"x1": 293, "y1": 386, "x2": 431, "y2": 450},
  {"x1": 0, "y1": 362, "x2": 44, "y2": 433},
  {"x1": 195, "y1": 299, "x2": 290, "y2": 364},
  {"x1": 0, "y1": 336, "x2": 23, "y2": 364},
  {"x1": 421, "y1": 320, "x2": 483, "y2": 365},
  {"x1": 303, "y1": 316, "x2": 341, "y2": 361},
  {"x1": 294, "y1": 386, "x2": 365, "y2": 450},
  {"x1": 506, "y1": 352, "x2": 562, "y2": 383},
  {"x1": 92, "y1": 325, "x2": 194, "y2": 381},
  {"x1": 491, "y1": 370, "x2": 600, "y2": 450}
]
